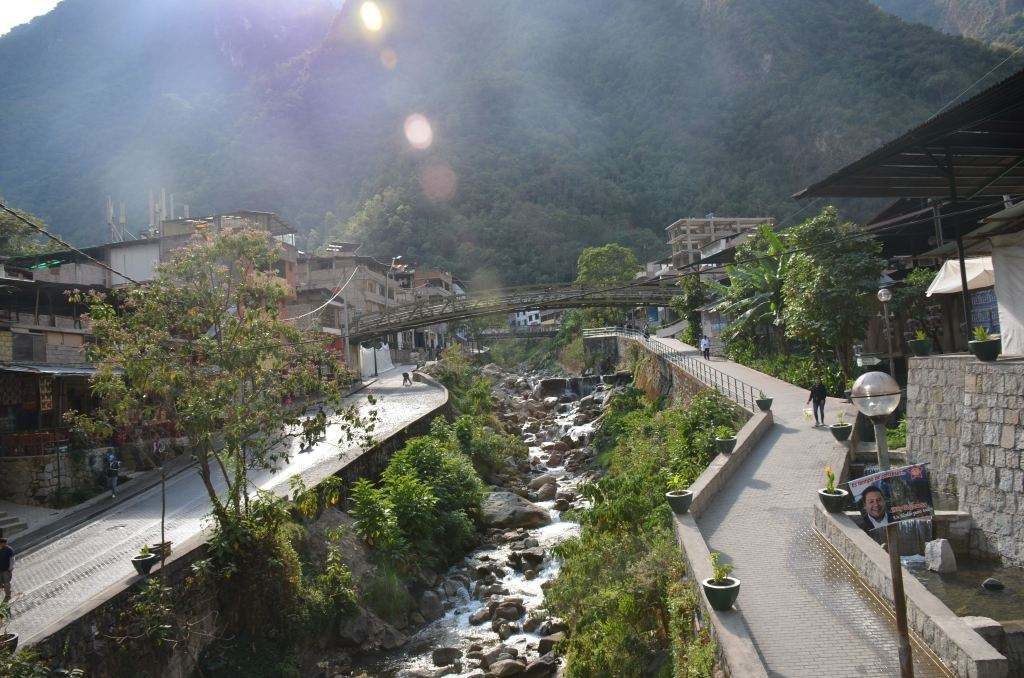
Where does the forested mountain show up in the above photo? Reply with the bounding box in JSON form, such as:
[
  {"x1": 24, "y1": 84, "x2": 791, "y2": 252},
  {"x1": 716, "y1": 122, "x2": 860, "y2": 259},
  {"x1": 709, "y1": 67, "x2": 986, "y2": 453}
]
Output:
[
  {"x1": 871, "y1": 0, "x2": 1024, "y2": 46},
  {"x1": 0, "y1": 0, "x2": 1017, "y2": 283}
]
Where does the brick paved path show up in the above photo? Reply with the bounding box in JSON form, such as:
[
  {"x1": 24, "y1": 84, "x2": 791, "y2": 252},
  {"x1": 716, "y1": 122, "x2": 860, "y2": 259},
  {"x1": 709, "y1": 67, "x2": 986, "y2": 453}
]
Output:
[
  {"x1": 7, "y1": 368, "x2": 445, "y2": 644},
  {"x1": 646, "y1": 335, "x2": 946, "y2": 676}
]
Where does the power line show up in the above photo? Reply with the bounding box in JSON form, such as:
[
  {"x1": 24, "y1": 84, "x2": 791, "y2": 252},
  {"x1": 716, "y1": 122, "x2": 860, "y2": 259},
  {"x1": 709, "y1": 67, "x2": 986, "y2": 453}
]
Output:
[
  {"x1": 0, "y1": 200, "x2": 141, "y2": 284},
  {"x1": 931, "y1": 43, "x2": 1024, "y2": 118}
]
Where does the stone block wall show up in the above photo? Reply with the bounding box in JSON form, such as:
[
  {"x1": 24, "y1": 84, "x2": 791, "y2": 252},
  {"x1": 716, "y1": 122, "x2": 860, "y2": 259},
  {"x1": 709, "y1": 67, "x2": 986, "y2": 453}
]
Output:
[
  {"x1": 0, "y1": 330, "x2": 12, "y2": 361},
  {"x1": 906, "y1": 355, "x2": 971, "y2": 508},
  {"x1": 959, "y1": 361, "x2": 1024, "y2": 565},
  {"x1": 906, "y1": 356, "x2": 1024, "y2": 565},
  {"x1": 0, "y1": 449, "x2": 106, "y2": 505}
]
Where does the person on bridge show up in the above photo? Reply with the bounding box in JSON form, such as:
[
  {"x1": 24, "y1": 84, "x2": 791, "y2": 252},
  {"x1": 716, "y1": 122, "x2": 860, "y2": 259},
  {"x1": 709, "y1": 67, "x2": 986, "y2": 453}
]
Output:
[
  {"x1": 700, "y1": 335, "x2": 711, "y2": 360},
  {"x1": 807, "y1": 379, "x2": 828, "y2": 427},
  {"x1": 0, "y1": 536, "x2": 13, "y2": 602}
]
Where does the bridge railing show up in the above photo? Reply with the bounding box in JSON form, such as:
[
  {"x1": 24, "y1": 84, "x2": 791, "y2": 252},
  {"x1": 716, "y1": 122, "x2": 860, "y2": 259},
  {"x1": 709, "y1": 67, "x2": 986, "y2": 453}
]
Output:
[{"x1": 582, "y1": 327, "x2": 758, "y2": 412}]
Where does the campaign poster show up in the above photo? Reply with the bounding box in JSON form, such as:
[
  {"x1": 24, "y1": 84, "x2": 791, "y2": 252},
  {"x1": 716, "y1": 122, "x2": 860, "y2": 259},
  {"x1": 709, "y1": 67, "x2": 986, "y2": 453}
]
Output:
[{"x1": 848, "y1": 463, "x2": 933, "y2": 531}]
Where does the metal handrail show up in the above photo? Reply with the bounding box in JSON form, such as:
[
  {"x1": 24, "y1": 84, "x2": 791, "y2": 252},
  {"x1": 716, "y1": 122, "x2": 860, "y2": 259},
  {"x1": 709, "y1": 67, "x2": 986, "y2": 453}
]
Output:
[{"x1": 583, "y1": 327, "x2": 758, "y2": 412}]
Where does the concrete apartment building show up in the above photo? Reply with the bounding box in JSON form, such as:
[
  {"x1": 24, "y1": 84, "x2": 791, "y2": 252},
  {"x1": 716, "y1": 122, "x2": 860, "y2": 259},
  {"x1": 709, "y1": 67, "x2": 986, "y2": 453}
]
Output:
[{"x1": 666, "y1": 215, "x2": 773, "y2": 268}]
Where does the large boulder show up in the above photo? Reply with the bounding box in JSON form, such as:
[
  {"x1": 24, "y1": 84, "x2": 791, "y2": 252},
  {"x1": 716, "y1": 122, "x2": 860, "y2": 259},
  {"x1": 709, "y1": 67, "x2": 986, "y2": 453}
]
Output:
[
  {"x1": 925, "y1": 538, "x2": 957, "y2": 574},
  {"x1": 481, "y1": 492, "x2": 552, "y2": 529},
  {"x1": 490, "y1": 659, "x2": 527, "y2": 677},
  {"x1": 420, "y1": 590, "x2": 444, "y2": 621},
  {"x1": 527, "y1": 474, "x2": 556, "y2": 490},
  {"x1": 522, "y1": 653, "x2": 558, "y2": 678},
  {"x1": 534, "y1": 378, "x2": 568, "y2": 398},
  {"x1": 433, "y1": 647, "x2": 462, "y2": 666},
  {"x1": 538, "y1": 631, "x2": 565, "y2": 655}
]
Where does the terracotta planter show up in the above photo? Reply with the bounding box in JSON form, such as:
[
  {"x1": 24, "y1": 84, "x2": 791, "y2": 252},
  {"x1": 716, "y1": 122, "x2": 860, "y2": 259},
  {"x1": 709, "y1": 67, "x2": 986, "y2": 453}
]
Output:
[
  {"x1": 829, "y1": 423, "x2": 852, "y2": 442},
  {"x1": 131, "y1": 553, "x2": 161, "y2": 576},
  {"x1": 969, "y1": 338, "x2": 1001, "y2": 362},
  {"x1": 755, "y1": 397, "x2": 773, "y2": 412},
  {"x1": 715, "y1": 437, "x2": 737, "y2": 455},
  {"x1": 906, "y1": 338, "x2": 932, "y2": 357},
  {"x1": 701, "y1": 577, "x2": 740, "y2": 611},
  {"x1": 666, "y1": 490, "x2": 693, "y2": 514},
  {"x1": 818, "y1": 488, "x2": 849, "y2": 513}
]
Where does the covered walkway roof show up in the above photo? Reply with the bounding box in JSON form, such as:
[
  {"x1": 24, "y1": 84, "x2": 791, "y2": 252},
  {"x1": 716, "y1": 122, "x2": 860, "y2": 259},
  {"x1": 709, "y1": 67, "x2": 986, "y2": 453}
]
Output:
[{"x1": 794, "y1": 67, "x2": 1024, "y2": 201}]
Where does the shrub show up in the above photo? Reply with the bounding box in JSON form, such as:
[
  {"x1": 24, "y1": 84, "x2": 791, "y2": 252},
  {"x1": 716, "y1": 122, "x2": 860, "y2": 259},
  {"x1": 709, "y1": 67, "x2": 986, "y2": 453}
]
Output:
[
  {"x1": 886, "y1": 418, "x2": 907, "y2": 450},
  {"x1": 548, "y1": 390, "x2": 734, "y2": 677},
  {"x1": 360, "y1": 564, "x2": 415, "y2": 625}
]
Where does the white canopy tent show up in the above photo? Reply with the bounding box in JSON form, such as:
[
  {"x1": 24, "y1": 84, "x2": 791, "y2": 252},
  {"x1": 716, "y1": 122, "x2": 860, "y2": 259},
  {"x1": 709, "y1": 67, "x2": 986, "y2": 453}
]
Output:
[
  {"x1": 925, "y1": 257, "x2": 995, "y2": 297},
  {"x1": 991, "y1": 231, "x2": 1024, "y2": 356}
]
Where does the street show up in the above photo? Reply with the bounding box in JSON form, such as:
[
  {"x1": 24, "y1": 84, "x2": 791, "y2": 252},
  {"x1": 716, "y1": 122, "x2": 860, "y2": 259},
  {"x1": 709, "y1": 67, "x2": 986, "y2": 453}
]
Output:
[{"x1": 7, "y1": 368, "x2": 446, "y2": 644}]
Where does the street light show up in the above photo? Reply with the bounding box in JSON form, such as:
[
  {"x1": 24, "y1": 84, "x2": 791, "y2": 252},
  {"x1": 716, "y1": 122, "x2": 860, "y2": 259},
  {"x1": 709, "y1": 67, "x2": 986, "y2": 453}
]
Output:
[
  {"x1": 850, "y1": 370, "x2": 901, "y2": 468},
  {"x1": 878, "y1": 287, "x2": 895, "y2": 377},
  {"x1": 850, "y1": 370, "x2": 913, "y2": 678}
]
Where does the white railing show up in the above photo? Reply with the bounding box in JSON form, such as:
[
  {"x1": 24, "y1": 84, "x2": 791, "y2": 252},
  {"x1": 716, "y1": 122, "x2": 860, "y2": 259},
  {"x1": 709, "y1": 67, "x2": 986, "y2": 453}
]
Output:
[{"x1": 583, "y1": 327, "x2": 759, "y2": 412}]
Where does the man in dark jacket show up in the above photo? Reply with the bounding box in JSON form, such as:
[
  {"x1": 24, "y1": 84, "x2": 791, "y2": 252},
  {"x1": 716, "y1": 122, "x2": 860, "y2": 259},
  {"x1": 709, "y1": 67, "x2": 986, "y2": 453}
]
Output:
[{"x1": 807, "y1": 380, "x2": 828, "y2": 427}]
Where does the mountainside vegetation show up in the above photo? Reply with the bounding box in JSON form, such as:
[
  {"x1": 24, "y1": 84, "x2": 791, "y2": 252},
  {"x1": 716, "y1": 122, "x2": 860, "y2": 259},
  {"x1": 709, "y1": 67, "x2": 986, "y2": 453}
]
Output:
[
  {"x1": 0, "y1": 0, "x2": 1018, "y2": 284},
  {"x1": 871, "y1": 0, "x2": 1024, "y2": 47}
]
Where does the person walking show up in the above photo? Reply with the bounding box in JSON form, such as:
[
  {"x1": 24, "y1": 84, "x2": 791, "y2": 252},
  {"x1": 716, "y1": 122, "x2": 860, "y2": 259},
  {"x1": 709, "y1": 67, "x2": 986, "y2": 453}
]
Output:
[
  {"x1": 105, "y1": 450, "x2": 121, "y2": 499},
  {"x1": 700, "y1": 335, "x2": 711, "y2": 360},
  {"x1": 0, "y1": 536, "x2": 13, "y2": 603},
  {"x1": 808, "y1": 379, "x2": 828, "y2": 427}
]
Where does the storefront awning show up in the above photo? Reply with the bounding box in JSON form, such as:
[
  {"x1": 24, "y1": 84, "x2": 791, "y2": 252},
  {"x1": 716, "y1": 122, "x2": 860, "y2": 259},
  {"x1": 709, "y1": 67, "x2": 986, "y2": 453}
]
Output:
[
  {"x1": 925, "y1": 257, "x2": 995, "y2": 296},
  {"x1": 0, "y1": 362, "x2": 99, "y2": 376}
]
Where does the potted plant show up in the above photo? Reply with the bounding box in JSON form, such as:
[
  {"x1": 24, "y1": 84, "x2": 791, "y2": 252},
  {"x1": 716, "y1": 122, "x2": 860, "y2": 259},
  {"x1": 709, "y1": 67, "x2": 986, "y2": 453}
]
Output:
[
  {"x1": 665, "y1": 472, "x2": 693, "y2": 515},
  {"x1": 701, "y1": 551, "x2": 740, "y2": 611},
  {"x1": 755, "y1": 390, "x2": 773, "y2": 412},
  {"x1": 968, "y1": 327, "x2": 1001, "y2": 362},
  {"x1": 131, "y1": 544, "x2": 161, "y2": 576},
  {"x1": 817, "y1": 465, "x2": 849, "y2": 513},
  {"x1": 153, "y1": 541, "x2": 173, "y2": 559},
  {"x1": 714, "y1": 425, "x2": 737, "y2": 454},
  {"x1": 829, "y1": 411, "x2": 853, "y2": 442},
  {"x1": 906, "y1": 329, "x2": 932, "y2": 357},
  {"x1": 0, "y1": 600, "x2": 16, "y2": 654}
]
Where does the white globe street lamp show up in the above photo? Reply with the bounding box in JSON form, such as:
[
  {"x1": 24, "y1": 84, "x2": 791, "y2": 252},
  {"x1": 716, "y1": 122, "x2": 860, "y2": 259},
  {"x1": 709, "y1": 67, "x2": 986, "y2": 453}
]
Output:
[{"x1": 851, "y1": 371, "x2": 901, "y2": 469}]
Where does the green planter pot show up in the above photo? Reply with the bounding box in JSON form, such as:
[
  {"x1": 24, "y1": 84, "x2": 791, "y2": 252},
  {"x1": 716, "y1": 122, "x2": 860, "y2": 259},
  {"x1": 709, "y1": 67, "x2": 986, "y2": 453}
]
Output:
[
  {"x1": 0, "y1": 632, "x2": 18, "y2": 655},
  {"x1": 829, "y1": 423, "x2": 852, "y2": 442},
  {"x1": 818, "y1": 488, "x2": 849, "y2": 513},
  {"x1": 701, "y1": 577, "x2": 740, "y2": 611},
  {"x1": 666, "y1": 490, "x2": 693, "y2": 514},
  {"x1": 969, "y1": 338, "x2": 1001, "y2": 362},
  {"x1": 131, "y1": 553, "x2": 161, "y2": 576},
  {"x1": 755, "y1": 397, "x2": 773, "y2": 412},
  {"x1": 907, "y1": 338, "x2": 932, "y2": 357},
  {"x1": 715, "y1": 436, "x2": 737, "y2": 455}
]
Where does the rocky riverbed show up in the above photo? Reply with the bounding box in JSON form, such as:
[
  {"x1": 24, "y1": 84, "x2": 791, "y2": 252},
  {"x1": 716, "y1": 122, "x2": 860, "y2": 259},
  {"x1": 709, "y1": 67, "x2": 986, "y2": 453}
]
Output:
[{"x1": 345, "y1": 364, "x2": 629, "y2": 678}]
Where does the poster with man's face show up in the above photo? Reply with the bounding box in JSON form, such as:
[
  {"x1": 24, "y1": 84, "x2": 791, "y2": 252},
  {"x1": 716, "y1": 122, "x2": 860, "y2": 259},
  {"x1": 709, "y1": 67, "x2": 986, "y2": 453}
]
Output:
[{"x1": 847, "y1": 463, "x2": 933, "y2": 531}]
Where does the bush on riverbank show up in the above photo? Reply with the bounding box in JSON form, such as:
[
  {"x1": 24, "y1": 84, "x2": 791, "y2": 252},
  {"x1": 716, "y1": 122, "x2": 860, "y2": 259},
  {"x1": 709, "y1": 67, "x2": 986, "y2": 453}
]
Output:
[
  {"x1": 548, "y1": 389, "x2": 736, "y2": 677},
  {"x1": 488, "y1": 337, "x2": 562, "y2": 372}
]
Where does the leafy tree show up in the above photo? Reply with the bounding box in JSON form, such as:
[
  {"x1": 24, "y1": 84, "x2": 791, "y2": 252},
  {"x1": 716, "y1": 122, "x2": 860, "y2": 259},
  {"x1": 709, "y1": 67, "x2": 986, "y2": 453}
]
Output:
[
  {"x1": 711, "y1": 223, "x2": 791, "y2": 352},
  {"x1": 781, "y1": 207, "x2": 884, "y2": 376},
  {"x1": 70, "y1": 228, "x2": 359, "y2": 527},
  {"x1": 891, "y1": 267, "x2": 941, "y2": 347},
  {"x1": 669, "y1": 274, "x2": 707, "y2": 343},
  {"x1": 573, "y1": 243, "x2": 640, "y2": 327},
  {"x1": 0, "y1": 202, "x2": 60, "y2": 257}
]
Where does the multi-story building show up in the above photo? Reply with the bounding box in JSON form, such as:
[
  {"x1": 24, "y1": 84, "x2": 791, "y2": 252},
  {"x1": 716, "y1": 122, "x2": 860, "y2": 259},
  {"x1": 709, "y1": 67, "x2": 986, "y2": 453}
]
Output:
[{"x1": 666, "y1": 215, "x2": 773, "y2": 269}]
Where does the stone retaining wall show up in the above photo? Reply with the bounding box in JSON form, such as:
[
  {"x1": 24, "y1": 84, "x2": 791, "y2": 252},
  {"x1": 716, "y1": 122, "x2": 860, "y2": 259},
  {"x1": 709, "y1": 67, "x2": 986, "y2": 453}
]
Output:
[
  {"x1": 0, "y1": 448, "x2": 108, "y2": 505},
  {"x1": 813, "y1": 506, "x2": 1008, "y2": 678},
  {"x1": 906, "y1": 356, "x2": 1024, "y2": 565}
]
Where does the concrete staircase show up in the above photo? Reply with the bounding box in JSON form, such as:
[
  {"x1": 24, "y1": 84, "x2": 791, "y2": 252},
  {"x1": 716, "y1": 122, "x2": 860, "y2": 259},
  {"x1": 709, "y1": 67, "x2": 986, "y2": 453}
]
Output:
[{"x1": 0, "y1": 511, "x2": 28, "y2": 538}]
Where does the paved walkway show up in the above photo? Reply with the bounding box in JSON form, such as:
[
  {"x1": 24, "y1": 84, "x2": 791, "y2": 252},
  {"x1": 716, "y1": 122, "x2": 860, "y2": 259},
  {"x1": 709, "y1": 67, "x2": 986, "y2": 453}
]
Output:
[
  {"x1": 6, "y1": 367, "x2": 445, "y2": 644},
  {"x1": 637, "y1": 334, "x2": 946, "y2": 677}
]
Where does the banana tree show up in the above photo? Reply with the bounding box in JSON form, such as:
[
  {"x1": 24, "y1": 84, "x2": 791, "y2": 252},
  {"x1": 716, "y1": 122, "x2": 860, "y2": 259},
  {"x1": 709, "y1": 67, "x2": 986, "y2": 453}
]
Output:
[{"x1": 710, "y1": 224, "x2": 791, "y2": 353}]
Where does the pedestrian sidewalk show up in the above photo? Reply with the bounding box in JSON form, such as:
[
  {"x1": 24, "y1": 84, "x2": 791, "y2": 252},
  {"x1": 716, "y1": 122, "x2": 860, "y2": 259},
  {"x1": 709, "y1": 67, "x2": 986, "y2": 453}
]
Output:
[{"x1": 650, "y1": 335, "x2": 946, "y2": 676}]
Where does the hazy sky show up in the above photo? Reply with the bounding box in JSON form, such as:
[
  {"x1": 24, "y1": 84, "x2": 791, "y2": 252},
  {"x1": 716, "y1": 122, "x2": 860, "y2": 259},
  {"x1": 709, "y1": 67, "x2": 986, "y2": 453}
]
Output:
[{"x1": 0, "y1": 0, "x2": 60, "y2": 36}]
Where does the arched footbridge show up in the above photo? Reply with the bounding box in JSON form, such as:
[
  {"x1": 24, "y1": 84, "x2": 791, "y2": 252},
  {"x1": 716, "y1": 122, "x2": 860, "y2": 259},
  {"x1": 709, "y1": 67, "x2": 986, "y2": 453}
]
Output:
[{"x1": 347, "y1": 283, "x2": 677, "y2": 341}]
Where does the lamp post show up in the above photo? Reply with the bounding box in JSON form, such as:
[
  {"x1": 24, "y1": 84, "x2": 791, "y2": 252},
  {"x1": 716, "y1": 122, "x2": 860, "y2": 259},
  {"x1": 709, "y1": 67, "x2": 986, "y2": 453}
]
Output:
[
  {"x1": 878, "y1": 287, "x2": 895, "y2": 377},
  {"x1": 851, "y1": 371, "x2": 912, "y2": 678}
]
